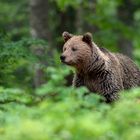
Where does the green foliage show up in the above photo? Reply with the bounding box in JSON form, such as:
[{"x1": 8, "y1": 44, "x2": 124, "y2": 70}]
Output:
[
  {"x1": 0, "y1": 0, "x2": 28, "y2": 40},
  {"x1": 0, "y1": 0, "x2": 140, "y2": 139},
  {"x1": 0, "y1": 37, "x2": 48, "y2": 87},
  {"x1": 0, "y1": 65, "x2": 140, "y2": 140},
  {"x1": 54, "y1": 0, "x2": 81, "y2": 11},
  {"x1": 54, "y1": 0, "x2": 140, "y2": 57}
]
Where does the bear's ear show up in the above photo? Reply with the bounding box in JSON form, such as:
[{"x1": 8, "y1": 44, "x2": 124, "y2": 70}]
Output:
[
  {"x1": 62, "y1": 31, "x2": 73, "y2": 42},
  {"x1": 82, "y1": 32, "x2": 92, "y2": 46}
]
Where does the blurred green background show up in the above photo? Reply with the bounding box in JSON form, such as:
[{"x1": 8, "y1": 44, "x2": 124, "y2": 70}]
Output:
[{"x1": 0, "y1": 0, "x2": 140, "y2": 139}]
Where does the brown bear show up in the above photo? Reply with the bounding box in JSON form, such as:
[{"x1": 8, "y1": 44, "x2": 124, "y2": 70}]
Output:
[{"x1": 60, "y1": 31, "x2": 140, "y2": 103}]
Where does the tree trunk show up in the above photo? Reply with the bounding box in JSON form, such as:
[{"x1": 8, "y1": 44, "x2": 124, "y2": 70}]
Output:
[
  {"x1": 29, "y1": 0, "x2": 51, "y2": 88},
  {"x1": 76, "y1": 0, "x2": 98, "y2": 34},
  {"x1": 30, "y1": 0, "x2": 51, "y2": 40},
  {"x1": 118, "y1": 37, "x2": 133, "y2": 58},
  {"x1": 117, "y1": 0, "x2": 135, "y2": 58}
]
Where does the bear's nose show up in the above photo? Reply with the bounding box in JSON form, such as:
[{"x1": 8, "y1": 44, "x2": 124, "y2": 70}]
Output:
[{"x1": 60, "y1": 55, "x2": 66, "y2": 61}]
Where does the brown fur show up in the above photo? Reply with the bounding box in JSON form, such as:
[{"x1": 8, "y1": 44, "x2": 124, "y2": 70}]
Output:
[{"x1": 60, "y1": 32, "x2": 140, "y2": 103}]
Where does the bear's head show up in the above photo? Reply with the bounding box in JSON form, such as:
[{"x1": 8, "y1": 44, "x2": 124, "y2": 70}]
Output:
[{"x1": 60, "y1": 31, "x2": 94, "y2": 70}]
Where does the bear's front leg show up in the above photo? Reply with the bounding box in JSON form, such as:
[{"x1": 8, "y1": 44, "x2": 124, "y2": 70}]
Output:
[
  {"x1": 104, "y1": 91, "x2": 119, "y2": 103},
  {"x1": 102, "y1": 83, "x2": 122, "y2": 103},
  {"x1": 72, "y1": 73, "x2": 84, "y2": 87}
]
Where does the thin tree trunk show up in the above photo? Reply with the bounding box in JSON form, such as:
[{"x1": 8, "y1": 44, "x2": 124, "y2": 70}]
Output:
[{"x1": 76, "y1": 5, "x2": 84, "y2": 34}]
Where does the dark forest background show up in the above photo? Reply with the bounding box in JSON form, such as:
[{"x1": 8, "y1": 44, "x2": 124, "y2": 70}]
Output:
[{"x1": 0, "y1": 0, "x2": 140, "y2": 139}]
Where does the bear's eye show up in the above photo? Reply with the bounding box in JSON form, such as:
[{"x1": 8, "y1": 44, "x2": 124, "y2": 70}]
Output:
[
  {"x1": 63, "y1": 48, "x2": 66, "y2": 51},
  {"x1": 72, "y1": 47, "x2": 77, "y2": 51}
]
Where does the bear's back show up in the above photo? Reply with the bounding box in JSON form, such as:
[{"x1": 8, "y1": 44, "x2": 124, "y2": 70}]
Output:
[{"x1": 115, "y1": 53, "x2": 140, "y2": 89}]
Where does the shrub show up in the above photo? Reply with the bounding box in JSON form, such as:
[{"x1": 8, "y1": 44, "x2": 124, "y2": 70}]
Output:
[{"x1": 0, "y1": 65, "x2": 140, "y2": 140}]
